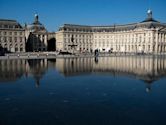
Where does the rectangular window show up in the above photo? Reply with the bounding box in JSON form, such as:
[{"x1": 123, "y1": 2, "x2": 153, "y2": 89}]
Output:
[
  {"x1": 148, "y1": 45, "x2": 151, "y2": 51},
  {"x1": 9, "y1": 37, "x2": 12, "y2": 42},
  {"x1": 15, "y1": 48, "x2": 18, "y2": 52},
  {"x1": 20, "y1": 37, "x2": 22, "y2": 42},
  {"x1": 9, "y1": 25, "x2": 12, "y2": 28},
  {"x1": 14, "y1": 37, "x2": 17, "y2": 41},
  {"x1": 20, "y1": 48, "x2": 23, "y2": 52}
]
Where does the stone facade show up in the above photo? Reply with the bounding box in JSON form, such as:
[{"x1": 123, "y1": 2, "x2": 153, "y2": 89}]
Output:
[
  {"x1": 56, "y1": 10, "x2": 166, "y2": 54},
  {"x1": 56, "y1": 25, "x2": 93, "y2": 53},
  {"x1": 0, "y1": 14, "x2": 55, "y2": 54},
  {"x1": 0, "y1": 19, "x2": 25, "y2": 53},
  {"x1": 1, "y1": 10, "x2": 166, "y2": 54}
]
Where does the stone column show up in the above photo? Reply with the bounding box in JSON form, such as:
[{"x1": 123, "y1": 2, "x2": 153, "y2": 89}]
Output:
[
  {"x1": 155, "y1": 32, "x2": 159, "y2": 53},
  {"x1": 145, "y1": 33, "x2": 148, "y2": 53},
  {"x1": 151, "y1": 32, "x2": 154, "y2": 53},
  {"x1": 159, "y1": 33, "x2": 162, "y2": 53}
]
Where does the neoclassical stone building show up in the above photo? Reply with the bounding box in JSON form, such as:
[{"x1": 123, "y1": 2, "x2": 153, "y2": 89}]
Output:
[
  {"x1": 0, "y1": 19, "x2": 25, "y2": 53},
  {"x1": 25, "y1": 14, "x2": 48, "y2": 52},
  {"x1": 0, "y1": 14, "x2": 56, "y2": 54},
  {"x1": 56, "y1": 10, "x2": 166, "y2": 53}
]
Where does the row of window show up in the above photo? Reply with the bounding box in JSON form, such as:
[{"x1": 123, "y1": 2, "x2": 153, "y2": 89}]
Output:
[
  {"x1": 158, "y1": 35, "x2": 166, "y2": 40},
  {"x1": 0, "y1": 24, "x2": 21, "y2": 29},
  {"x1": 0, "y1": 36, "x2": 24, "y2": 41},
  {"x1": 64, "y1": 39, "x2": 92, "y2": 43},
  {"x1": 1, "y1": 43, "x2": 24, "y2": 47},
  {"x1": 64, "y1": 34, "x2": 92, "y2": 38},
  {"x1": 64, "y1": 47, "x2": 91, "y2": 51},
  {"x1": 94, "y1": 45, "x2": 152, "y2": 51},
  {"x1": 93, "y1": 33, "x2": 166, "y2": 39},
  {"x1": 63, "y1": 33, "x2": 166, "y2": 42},
  {"x1": 62, "y1": 27, "x2": 145, "y2": 33},
  {"x1": 94, "y1": 38, "x2": 153, "y2": 43},
  {"x1": 94, "y1": 41, "x2": 154, "y2": 45},
  {"x1": 94, "y1": 34, "x2": 153, "y2": 39},
  {"x1": 0, "y1": 31, "x2": 23, "y2": 36},
  {"x1": 62, "y1": 28, "x2": 93, "y2": 33},
  {"x1": 65, "y1": 45, "x2": 91, "y2": 47}
]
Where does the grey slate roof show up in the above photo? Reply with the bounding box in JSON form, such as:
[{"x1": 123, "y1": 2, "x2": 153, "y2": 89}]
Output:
[
  {"x1": 59, "y1": 11, "x2": 166, "y2": 32},
  {"x1": 59, "y1": 21, "x2": 166, "y2": 32},
  {"x1": 0, "y1": 19, "x2": 23, "y2": 29}
]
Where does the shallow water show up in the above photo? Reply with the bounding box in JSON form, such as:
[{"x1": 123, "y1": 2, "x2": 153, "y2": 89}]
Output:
[{"x1": 0, "y1": 55, "x2": 166, "y2": 125}]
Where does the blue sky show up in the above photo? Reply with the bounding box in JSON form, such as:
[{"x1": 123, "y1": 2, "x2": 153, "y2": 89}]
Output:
[{"x1": 0, "y1": 0, "x2": 166, "y2": 31}]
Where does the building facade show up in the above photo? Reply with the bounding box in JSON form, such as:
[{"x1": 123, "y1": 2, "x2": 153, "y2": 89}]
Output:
[
  {"x1": 25, "y1": 14, "x2": 48, "y2": 52},
  {"x1": 0, "y1": 19, "x2": 25, "y2": 53},
  {"x1": 56, "y1": 25, "x2": 93, "y2": 53},
  {"x1": 56, "y1": 10, "x2": 166, "y2": 54}
]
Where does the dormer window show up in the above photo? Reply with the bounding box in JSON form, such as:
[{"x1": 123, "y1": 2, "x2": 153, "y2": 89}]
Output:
[{"x1": 15, "y1": 25, "x2": 18, "y2": 28}]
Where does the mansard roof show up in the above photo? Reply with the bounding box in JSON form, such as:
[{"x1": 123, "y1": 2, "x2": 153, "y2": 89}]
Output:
[
  {"x1": 59, "y1": 21, "x2": 166, "y2": 32},
  {"x1": 0, "y1": 19, "x2": 23, "y2": 29},
  {"x1": 59, "y1": 10, "x2": 166, "y2": 32}
]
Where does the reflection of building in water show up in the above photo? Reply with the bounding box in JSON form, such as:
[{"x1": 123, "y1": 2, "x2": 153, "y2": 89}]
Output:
[
  {"x1": 56, "y1": 58, "x2": 93, "y2": 76},
  {"x1": 56, "y1": 56, "x2": 166, "y2": 81},
  {"x1": 26, "y1": 59, "x2": 48, "y2": 88},
  {"x1": 0, "y1": 59, "x2": 48, "y2": 88},
  {"x1": 92, "y1": 56, "x2": 166, "y2": 82},
  {"x1": 0, "y1": 59, "x2": 26, "y2": 82},
  {"x1": 1, "y1": 56, "x2": 166, "y2": 91},
  {"x1": 55, "y1": 56, "x2": 166, "y2": 92},
  {"x1": 47, "y1": 59, "x2": 56, "y2": 69}
]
